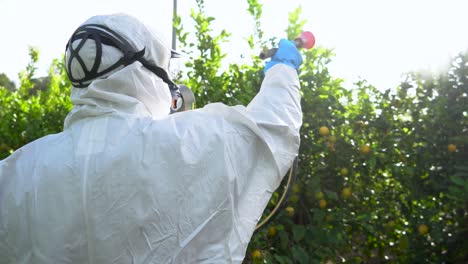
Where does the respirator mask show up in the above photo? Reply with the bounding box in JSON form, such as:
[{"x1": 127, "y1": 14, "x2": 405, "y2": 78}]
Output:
[{"x1": 64, "y1": 24, "x2": 195, "y2": 113}]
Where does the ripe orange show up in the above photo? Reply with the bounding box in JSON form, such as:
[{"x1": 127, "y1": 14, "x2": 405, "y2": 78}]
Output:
[
  {"x1": 342, "y1": 187, "x2": 352, "y2": 198},
  {"x1": 285, "y1": 206, "x2": 295, "y2": 217},
  {"x1": 319, "y1": 199, "x2": 327, "y2": 209},
  {"x1": 319, "y1": 126, "x2": 330, "y2": 136},
  {"x1": 418, "y1": 224, "x2": 429, "y2": 235},
  {"x1": 340, "y1": 168, "x2": 349, "y2": 176},
  {"x1": 448, "y1": 144, "x2": 457, "y2": 152},
  {"x1": 360, "y1": 144, "x2": 371, "y2": 154},
  {"x1": 267, "y1": 226, "x2": 277, "y2": 237},
  {"x1": 251, "y1": 249, "x2": 262, "y2": 260}
]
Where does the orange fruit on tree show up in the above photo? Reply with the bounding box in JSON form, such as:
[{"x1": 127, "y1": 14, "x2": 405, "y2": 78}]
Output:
[
  {"x1": 360, "y1": 144, "x2": 371, "y2": 154},
  {"x1": 292, "y1": 183, "x2": 301, "y2": 194},
  {"x1": 267, "y1": 226, "x2": 277, "y2": 237},
  {"x1": 319, "y1": 126, "x2": 330, "y2": 136},
  {"x1": 418, "y1": 224, "x2": 429, "y2": 235},
  {"x1": 328, "y1": 135, "x2": 337, "y2": 143},
  {"x1": 340, "y1": 168, "x2": 349, "y2": 176},
  {"x1": 285, "y1": 206, "x2": 295, "y2": 217},
  {"x1": 319, "y1": 199, "x2": 327, "y2": 209},
  {"x1": 448, "y1": 144, "x2": 457, "y2": 152},
  {"x1": 251, "y1": 249, "x2": 262, "y2": 260},
  {"x1": 342, "y1": 187, "x2": 352, "y2": 198}
]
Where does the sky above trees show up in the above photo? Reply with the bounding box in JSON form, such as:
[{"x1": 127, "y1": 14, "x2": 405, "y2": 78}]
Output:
[{"x1": 0, "y1": 0, "x2": 467, "y2": 89}]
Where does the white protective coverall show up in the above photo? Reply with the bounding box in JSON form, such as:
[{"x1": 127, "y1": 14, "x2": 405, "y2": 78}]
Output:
[{"x1": 0, "y1": 14, "x2": 302, "y2": 264}]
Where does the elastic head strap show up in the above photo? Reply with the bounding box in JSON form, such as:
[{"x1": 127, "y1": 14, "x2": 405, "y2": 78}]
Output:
[
  {"x1": 65, "y1": 23, "x2": 185, "y2": 112},
  {"x1": 137, "y1": 58, "x2": 177, "y2": 89},
  {"x1": 65, "y1": 24, "x2": 145, "y2": 88}
]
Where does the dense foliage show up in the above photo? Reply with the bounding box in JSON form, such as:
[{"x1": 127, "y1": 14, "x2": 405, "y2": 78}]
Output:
[
  {"x1": 0, "y1": 49, "x2": 71, "y2": 159},
  {"x1": 1, "y1": 0, "x2": 466, "y2": 263}
]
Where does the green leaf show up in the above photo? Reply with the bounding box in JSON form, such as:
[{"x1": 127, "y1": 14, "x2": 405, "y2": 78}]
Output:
[
  {"x1": 356, "y1": 213, "x2": 371, "y2": 221},
  {"x1": 292, "y1": 225, "x2": 306, "y2": 242},
  {"x1": 279, "y1": 230, "x2": 289, "y2": 251},
  {"x1": 449, "y1": 176, "x2": 465, "y2": 186},
  {"x1": 292, "y1": 245, "x2": 310, "y2": 264},
  {"x1": 448, "y1": 185, "x2": 463, "y2": 195},
  {"x1": 273, "y1": 255, "x2": 290, "y2": 264},
  {"x1": 324, "y1": 190, "x2": 338, "y2": 201}
]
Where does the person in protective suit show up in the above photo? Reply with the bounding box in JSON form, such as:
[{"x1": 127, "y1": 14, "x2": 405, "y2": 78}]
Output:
[{"x1": 0, "y1": 13, "x2": 303, "y2": 263}]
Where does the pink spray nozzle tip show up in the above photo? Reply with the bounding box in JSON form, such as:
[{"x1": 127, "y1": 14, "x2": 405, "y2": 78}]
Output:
[{"x1": 299, "y1": 31, "x2": 315, "y2": 49}]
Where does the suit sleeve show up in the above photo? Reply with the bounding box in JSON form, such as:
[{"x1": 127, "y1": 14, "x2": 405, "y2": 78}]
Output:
[{"x1": 245, "y1": 63, "x2": 302, "y2": 175}]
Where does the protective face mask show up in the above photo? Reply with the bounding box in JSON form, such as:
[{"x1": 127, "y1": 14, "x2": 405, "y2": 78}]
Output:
[{"x1": 169, "y1": 84, "x2": 195, "y2": 113}]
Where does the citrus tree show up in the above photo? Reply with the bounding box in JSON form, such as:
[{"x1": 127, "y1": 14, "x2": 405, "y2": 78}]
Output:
[
  {"x1": 0, "y1": 0, "x2": 466, "y2": 263},
  {"x1": 0, "y1": 48, "x2": 72, "y2": 159},
  {"x1": 240, "y1": 5, "x2": 467, "y2": 264},
  {"x1": 174, "y1": 1, "x2": 467, "y2": 263}
]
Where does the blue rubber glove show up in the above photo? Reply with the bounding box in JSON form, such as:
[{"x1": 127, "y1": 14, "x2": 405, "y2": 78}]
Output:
[{"x1": 264, "y1": 38, "x2": 303, "y2": 74}]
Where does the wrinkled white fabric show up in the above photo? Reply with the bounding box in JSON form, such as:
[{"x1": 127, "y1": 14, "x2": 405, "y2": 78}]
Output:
[{"x1": 0, "y1": 14, "x2": 302, "y2": 264}]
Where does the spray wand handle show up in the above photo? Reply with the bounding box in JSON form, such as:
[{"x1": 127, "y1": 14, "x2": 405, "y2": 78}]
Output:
[{"x1": 259, "y1": 31, "x2": 315, "y2": 60}]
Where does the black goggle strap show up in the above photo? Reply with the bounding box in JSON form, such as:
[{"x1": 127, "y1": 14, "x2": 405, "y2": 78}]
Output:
[
  {"x1": 137, "y1": 58, "x2": 177, "y2": 89},
  {"x1": 137, "y1": 58, "x2": 183, "y2": 112},
  {"x1": 66, "y1": 24, "x2": 145, "y2": 88},
  {"x1": 65, "y1": 24, "x2": 186, "y2": 112}
]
